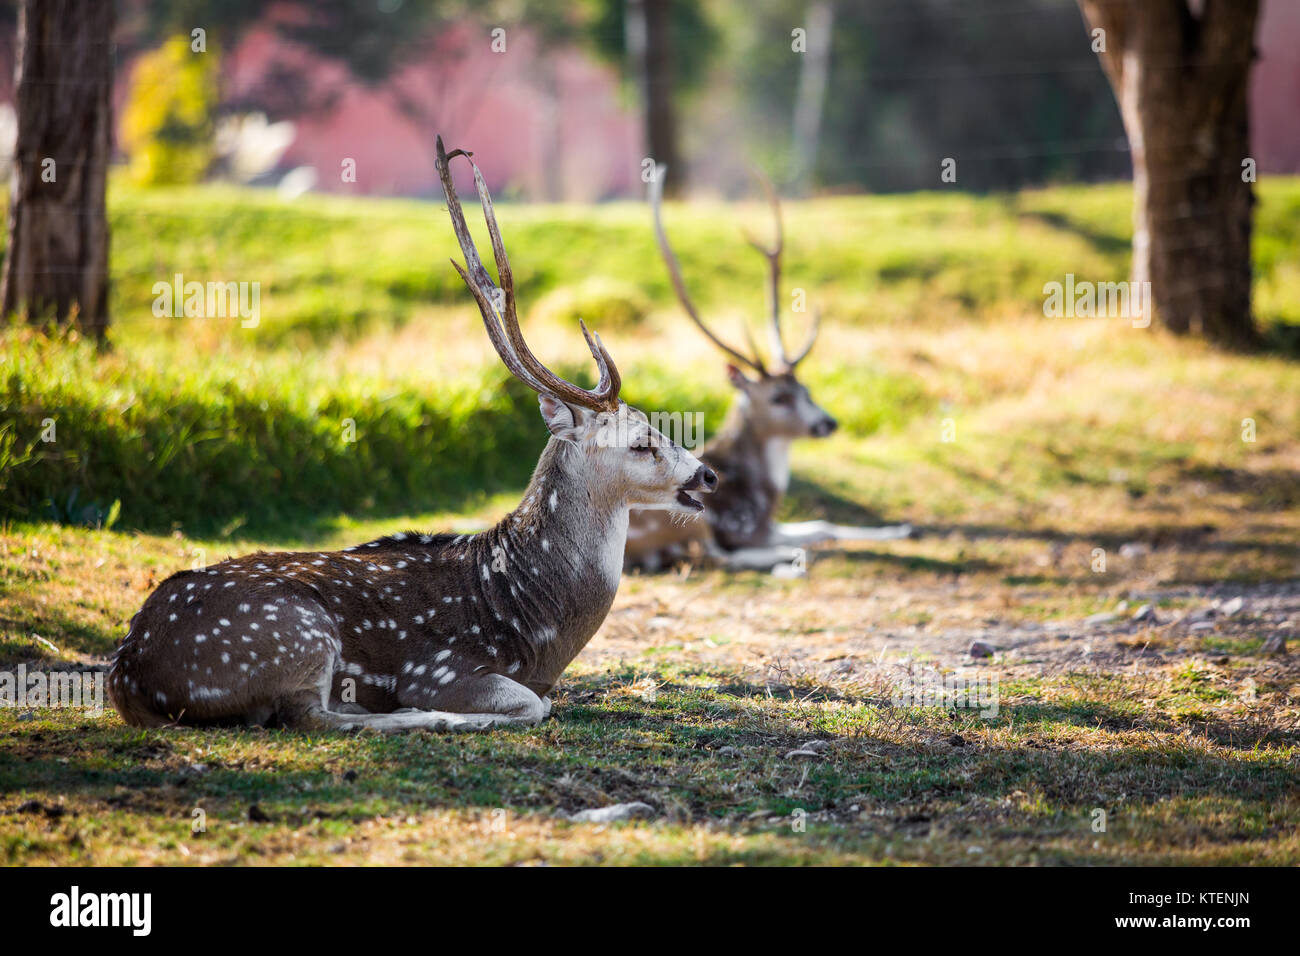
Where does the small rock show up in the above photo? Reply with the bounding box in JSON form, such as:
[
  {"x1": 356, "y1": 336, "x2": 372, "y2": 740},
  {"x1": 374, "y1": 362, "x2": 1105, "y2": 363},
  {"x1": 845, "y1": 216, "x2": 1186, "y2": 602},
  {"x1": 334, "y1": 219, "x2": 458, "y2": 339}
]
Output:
[
  {"x1": 568, "y1": 802, "x2": 656, "y2": 823},
  {"x1": 1116, "y1": 599, "x2": 1130, "y2": 612},
  {"x1": 1262, "y1": 634, "x2": 1287, "y2": 655},
  {"x1": 1119, "y1": 542, "x2": 1150, "y2": 559},
  {"x1": 247, "y1": 804, "x2": 272, "y2": 823},
  {"x1": 1187, "y1": 607, "x2": 1217, "y2": 624},
  {"x1": 1212, "y1": 656, "x2": 1230, "y2": 665},
  {"x1": 1220, "y1": 596, "x2": 1245, "y2": 617},
  {"x1": 798, "y1": 740, "x2": 831, "y2": 753},
  {"x1": 1085, "y1": 612, "x2": 1118, "y2": 626},
  {"x1": 1132, "y1": 603, "x2": 1158, "y2": 623},
  {"x1": 715, "y1": 746, "x2": 741, "y2": 758},
  {"x1": 647, "y1": 616, "x2": 674, "y2": 631},
  {"x1": 1190, "y1": 621, "x2": 1216, "y2": 632},
  {"x1": 969, "y1": 640, "x2": 995, "y2": 659},
  {"x1": 771, "y1": 562, "x2": 806, "y2": 579}
]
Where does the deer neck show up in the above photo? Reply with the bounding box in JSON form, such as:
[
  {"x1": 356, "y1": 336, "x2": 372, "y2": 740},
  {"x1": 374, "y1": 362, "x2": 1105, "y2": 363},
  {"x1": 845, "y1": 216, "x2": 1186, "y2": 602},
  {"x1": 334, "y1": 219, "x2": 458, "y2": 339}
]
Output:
[
  {"x1": 483, "y1": 438, "x2": 628, "y2": 682},
  {"x1": 762, "y1": 434, "x2": 792, "y2": 496},
  {"x1": 503, "y1": 437, "x2": 629, "y2": 571},
  {"x1": 719, "y1": 399, "x2": 792, "y2": 497}
]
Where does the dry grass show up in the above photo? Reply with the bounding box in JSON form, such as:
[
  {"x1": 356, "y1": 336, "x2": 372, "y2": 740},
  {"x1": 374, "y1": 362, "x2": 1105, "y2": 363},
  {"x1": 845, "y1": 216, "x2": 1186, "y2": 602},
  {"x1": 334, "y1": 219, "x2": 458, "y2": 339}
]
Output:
[{"x1": 3, "y1": 308, "x2": 1299, "y2": 865}]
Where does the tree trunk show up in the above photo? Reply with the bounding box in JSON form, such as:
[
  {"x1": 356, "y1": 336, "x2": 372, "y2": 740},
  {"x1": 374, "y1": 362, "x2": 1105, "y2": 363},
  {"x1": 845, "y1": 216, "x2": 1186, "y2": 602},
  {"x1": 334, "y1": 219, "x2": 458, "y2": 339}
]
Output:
[
  {"x1": 791, "y1": 0, "x2": 835, "y2": 196},
  {"x1": 1078, "y1": 0, "x2": 1260, "y2": 348},
  {"x1": 630, "y1": 0, "x2": 681, "y2": 195},
  {"x1": 1, "y1": 0, "x2": 113, "y2": 342}
]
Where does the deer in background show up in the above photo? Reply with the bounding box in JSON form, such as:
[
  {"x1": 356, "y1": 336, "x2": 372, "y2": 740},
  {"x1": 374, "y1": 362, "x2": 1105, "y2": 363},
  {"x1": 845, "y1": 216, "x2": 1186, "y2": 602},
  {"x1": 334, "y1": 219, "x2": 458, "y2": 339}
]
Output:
[
  {"x1": 624, "y1": 166, "x2": 911, "y2": 574},
  {"x1": 108, "y1": 138, "x2": 716, "y2": 732}
]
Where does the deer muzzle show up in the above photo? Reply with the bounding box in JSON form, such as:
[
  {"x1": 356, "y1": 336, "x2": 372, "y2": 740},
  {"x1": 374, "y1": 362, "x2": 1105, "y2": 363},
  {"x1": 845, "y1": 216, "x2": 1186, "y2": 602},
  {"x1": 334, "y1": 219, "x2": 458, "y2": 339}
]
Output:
[{"x1": 676, "y1": 465, "x2": 718, "y2": 511}]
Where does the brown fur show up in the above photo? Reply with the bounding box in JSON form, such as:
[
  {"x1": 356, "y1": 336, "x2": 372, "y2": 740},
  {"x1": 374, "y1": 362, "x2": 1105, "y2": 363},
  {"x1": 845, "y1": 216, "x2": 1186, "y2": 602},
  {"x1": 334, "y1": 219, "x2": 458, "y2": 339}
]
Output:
[
  {"x1": 109, "y1": 429, "x2": 709, "y2": 731},
  {"x1": 625, "y1": 370, "x2": 832, "y2": 570}
]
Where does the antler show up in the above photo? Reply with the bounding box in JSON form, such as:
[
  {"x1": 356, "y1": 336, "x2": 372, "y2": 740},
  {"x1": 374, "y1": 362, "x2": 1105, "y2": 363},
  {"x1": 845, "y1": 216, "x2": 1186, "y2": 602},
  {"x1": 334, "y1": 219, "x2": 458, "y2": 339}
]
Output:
[
  {"x1": 649, "y1": 165, "x2": 767, "y2": 376},
  {"x1": 743, "y1": 168, "x2": 820, "y2": 371},
  {"x1": 437, "y1": 136, "x2": 621, "y2": 412},
  {"x1": 783, "y1": 305, "x2": 821, "y2": 367}
]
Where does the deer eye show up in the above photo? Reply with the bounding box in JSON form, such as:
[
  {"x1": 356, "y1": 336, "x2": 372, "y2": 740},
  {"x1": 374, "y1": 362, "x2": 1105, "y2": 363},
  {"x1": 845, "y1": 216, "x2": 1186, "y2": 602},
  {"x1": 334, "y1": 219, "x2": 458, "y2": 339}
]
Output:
[{"x1": 773, "y1": 393, "x2": 796, "y2": 406}]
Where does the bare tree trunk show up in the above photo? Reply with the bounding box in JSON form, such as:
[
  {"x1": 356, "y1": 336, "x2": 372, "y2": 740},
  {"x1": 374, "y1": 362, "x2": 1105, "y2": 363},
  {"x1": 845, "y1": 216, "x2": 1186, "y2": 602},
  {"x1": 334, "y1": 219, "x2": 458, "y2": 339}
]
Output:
[
  {"x1": 629, "y1": 0, "x2": 681, "y2": 195},
  {"x1": 791, "y1": 0, "x2": 835, "y2": 196},
  {"x1": 1078, "y1": 0, "x2": 1260, "y2": 349},
  {"x1": 1, "y1": 0, "x2": 113, "y2": 342}
]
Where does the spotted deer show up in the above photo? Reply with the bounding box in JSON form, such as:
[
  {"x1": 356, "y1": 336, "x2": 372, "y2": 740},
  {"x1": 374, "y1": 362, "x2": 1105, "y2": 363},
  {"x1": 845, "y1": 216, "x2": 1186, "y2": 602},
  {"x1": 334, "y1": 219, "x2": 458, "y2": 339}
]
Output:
[
  {"x1": 624, "y1": 166, "x2": 910, "y2": 574},
  {"x1": 107, "y1": 138, "x2": 716, "y2": 732}
]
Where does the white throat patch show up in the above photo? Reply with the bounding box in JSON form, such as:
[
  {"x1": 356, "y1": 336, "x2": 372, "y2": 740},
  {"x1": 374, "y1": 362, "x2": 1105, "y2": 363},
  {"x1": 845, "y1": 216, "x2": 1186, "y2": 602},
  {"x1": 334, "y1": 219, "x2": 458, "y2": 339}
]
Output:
[
  {"x1": 598, "y1": 508, "x2": 630, "y2": 590},
  {"x1": 763, "y1": 438, "x2": 792, "y2": 495}
]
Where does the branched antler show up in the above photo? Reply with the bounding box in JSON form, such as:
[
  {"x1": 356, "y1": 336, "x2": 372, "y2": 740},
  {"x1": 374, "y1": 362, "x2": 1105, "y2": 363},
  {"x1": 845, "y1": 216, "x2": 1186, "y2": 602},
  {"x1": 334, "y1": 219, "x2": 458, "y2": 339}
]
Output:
[
  {"x1": 650, "y1": 164, "x2": 821, "y2": 375},
  {"x1": 649, "y1": 165, "x2": 767, "y2": 376},
  {"x1": 437, "y1": 135, "x2": 621, "y2": 411},
  {"x1": 743, "y1": 168, "x2": 819, "y2": 371}
]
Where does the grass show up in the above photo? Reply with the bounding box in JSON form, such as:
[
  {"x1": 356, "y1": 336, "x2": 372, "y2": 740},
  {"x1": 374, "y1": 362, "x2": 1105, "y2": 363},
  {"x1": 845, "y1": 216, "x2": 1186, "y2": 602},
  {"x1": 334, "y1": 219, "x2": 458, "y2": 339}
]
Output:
[
  {"x1": 4, "y1": 176, "x2": 1300, "y2": 535},
  {"x1": 1, "y1": 178, "x2": 1299, "y2": 864}
]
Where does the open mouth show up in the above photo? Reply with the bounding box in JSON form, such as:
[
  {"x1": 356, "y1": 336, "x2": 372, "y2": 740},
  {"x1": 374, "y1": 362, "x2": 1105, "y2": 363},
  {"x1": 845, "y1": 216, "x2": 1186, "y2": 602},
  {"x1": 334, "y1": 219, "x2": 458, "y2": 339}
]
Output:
[{"x1": 675, "y1": 488, "x2": 705, "y2": 511}]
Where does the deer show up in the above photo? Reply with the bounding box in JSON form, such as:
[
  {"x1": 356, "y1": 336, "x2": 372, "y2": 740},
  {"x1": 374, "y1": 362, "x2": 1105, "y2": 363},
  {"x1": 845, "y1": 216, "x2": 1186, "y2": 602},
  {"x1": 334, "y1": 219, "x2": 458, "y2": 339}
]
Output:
[
  {"x1": 107, "y1": 138, "x2": 716, "y2": 733},
  {"x1": 624, "y1": 165, "x2": 910, "y2": 574}
]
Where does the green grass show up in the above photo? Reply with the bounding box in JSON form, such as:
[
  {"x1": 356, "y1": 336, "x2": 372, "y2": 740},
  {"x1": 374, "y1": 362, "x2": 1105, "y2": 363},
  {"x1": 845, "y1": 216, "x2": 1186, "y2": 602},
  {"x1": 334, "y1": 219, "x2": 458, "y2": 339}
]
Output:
[
  {"x1": 4, "y1": 177, "x2": 1299, "y2": 536},
  {"x1": 2, "y1": 177, "x2": 1299, "y2": 865}
]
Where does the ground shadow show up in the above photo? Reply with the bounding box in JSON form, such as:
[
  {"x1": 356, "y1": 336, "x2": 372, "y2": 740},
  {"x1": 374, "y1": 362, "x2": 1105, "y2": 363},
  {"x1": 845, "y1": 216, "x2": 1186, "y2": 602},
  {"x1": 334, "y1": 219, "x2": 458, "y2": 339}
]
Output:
[
  {"x1": 1016, "y1": 209, "x2": 1131, "y2": 258},
  {"x1": 4, "y1": 665, "x2": 1292, "y2": 817},
  {"x1": 815, "y1": 545, "x2": 998, "y2": 575},
  {"x1": 784, "y1": 475, "x2": 896, "y2": 526},
  {"x1": 913, "y1": 519, "x2": 1300, "y2": 563},
  {"x1": 1181, "y1": 463, "x2": 1300, "y2": 511}
]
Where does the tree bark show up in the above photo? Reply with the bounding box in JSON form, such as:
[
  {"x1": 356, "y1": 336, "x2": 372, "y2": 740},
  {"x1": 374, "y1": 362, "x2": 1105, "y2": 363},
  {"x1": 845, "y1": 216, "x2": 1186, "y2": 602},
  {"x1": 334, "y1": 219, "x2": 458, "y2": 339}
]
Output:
[
  {"x1": 791, "y1": 0, "x2": 835, "y2": 196},
  {"x1": 1078, "y1": 0, "x2": 1260, "y2": 348},
  {"x1": 1, "y1": 0, "x2": 113, "y2": 342},
  {"x1": 631, "y1": 0, "x2": 681, "y2": 195}
]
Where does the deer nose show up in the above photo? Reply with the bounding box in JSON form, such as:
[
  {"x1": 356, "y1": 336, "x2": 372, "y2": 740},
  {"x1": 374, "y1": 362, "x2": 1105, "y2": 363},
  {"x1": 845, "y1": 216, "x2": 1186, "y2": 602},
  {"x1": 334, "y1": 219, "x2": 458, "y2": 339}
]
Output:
[
  {"x1": 812, "y1": 416, "x2": 838, "y2": 437},
  {"x1": 685, "y1": 465, "x2": 718, "y2": 493}
]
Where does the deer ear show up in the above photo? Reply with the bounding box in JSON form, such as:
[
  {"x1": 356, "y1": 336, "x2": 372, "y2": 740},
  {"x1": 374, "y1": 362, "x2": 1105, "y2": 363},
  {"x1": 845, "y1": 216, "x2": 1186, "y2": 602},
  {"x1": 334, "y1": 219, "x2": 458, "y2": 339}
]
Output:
[
  {"x1": 726, "y1": 364, "x2": 754, "y2": 390},
  {"x1": 538, "y1": 393, "x2": 586, "y2": 442}
]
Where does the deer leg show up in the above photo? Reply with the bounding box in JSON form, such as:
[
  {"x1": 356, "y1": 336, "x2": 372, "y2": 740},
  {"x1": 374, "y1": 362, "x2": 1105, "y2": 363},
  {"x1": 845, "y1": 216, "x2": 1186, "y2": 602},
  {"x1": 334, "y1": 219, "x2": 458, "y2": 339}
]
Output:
[
  {"x1": 304, "y1": 707, "x2": 520, "y2": 733},
  {"x1": 282, "y1": 665, "x2": 547, "y2": 734},
  {"x1": 406, "y1": 672, "x2": 550, "y2": 727},
  {"x1": 768, "y1": 520, "x2": 835, "y2": 546},
  {"x1": 773, "y1": 519, "x2": 913, "y2": 545},
  {"x1": 708, "y1": 540, "x2": 805, "y2": 573}
]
